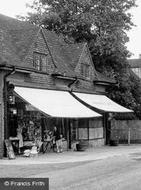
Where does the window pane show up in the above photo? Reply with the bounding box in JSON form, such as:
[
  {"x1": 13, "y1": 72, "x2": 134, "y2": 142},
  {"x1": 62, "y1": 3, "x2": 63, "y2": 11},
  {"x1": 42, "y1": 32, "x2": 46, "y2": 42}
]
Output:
[
  {"x1": 33, "y1": 53, "x2": 48, "y2": 72},
  {"x1": 81, "y1": 63, "x2": 90, "y2": 78},
  {"x1": 85, "y1": 64, "x2": 90, "y2": 77},
  {"x1": 78, "y1": 128, "x2": 88, "y2": 139},
  {"x1": 89, "y1": 128, "x2": 103, "y2": 139},
  {"x1": 33, "y1": 53, "x2": 41, "y2": 71},
  {"x1": 41, "y1": 55, "x2": 47, "y2": 72}
]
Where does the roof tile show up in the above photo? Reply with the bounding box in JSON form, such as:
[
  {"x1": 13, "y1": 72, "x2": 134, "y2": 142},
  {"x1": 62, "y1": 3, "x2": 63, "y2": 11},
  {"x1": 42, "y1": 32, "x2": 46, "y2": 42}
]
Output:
[
  {"x1": 0, "y1": 14, "x2": 39, "y2": 68},
  {"x1": 0, "y1": 14, "x2": 113, "y2": 84}
]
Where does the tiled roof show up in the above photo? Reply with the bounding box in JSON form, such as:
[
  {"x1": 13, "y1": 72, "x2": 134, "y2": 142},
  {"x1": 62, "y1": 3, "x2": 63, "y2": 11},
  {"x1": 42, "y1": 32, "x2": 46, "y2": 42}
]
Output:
[
  {"x1": 42, "y1": 30, "x2": 114, "y2": 83},
  {"x1": 0, "y1": 14, "x2": 113, "y2": 84},
  {"x1": 42, "y1": 29, "x2": 84, "y2": 77},
  {"x1": 0, "y1": 14, "x2": 39, "y2": 68},
  {"x1": 128, "y1": 59, "x2": 141, "y2": 68}
]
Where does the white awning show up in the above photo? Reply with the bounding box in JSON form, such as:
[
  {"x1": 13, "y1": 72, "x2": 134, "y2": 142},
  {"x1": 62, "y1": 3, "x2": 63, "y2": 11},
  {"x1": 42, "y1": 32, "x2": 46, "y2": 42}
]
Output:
[
  {"x1": 72, "y1": 92, "x2": 133, "y2": 113},
  {"x1": 14, "y1": 87, "x2": 101, "y2": 118}
]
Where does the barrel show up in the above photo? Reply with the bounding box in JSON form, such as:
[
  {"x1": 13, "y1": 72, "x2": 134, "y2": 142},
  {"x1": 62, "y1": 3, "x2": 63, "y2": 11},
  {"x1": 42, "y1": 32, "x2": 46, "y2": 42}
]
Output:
[
  {"x1": 76, "y1": 141, "x2": 89, "y2": 151},
  {"x1": 110, "y1": 140, "x2": 119, "y2": 146}
]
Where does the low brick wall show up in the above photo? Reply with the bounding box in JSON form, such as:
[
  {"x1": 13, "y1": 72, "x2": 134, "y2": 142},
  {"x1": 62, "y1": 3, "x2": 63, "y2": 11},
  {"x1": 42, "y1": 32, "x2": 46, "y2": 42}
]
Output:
[
  {"x1": 88, "y1": 138, "x2": 105, "y2": 147},
  {"x1": 71, "y1": 138, "x2": 104, "y2": 151},
  {"x1": 62, "y1": 140, "x2": 68, "y2": 151}
]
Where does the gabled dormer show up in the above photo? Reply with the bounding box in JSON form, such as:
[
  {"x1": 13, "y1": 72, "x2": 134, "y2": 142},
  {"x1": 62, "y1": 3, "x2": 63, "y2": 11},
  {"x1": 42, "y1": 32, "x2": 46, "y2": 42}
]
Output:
[
  {"x1": 25, "y1": 29, "x2": 55, "y2": 74},
  {"x1": 75, "y1": 43, "x2": 96, "y2": 80}
]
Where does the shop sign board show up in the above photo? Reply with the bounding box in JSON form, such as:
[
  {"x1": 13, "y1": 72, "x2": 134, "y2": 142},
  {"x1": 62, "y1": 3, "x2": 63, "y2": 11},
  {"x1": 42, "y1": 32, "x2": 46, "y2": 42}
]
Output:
[{"x1": 4, "y1": 139, "x2": 15, "y2": 159}]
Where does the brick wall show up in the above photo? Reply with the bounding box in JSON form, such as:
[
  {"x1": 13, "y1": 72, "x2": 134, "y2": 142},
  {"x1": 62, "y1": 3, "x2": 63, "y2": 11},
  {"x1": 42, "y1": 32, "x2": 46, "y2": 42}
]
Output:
[
  {"x1": 73, "y1": 79, "x2": 96, "y2": 92},
  {"x1": 89, "y1": 138, "x2": 104, "y2": 147},
  {"x1": 25, "y1": 73, "x2": 55, "y2": 87},
  {"x1": 95, "y1": 85, "x2": 106, "y2": 93}
]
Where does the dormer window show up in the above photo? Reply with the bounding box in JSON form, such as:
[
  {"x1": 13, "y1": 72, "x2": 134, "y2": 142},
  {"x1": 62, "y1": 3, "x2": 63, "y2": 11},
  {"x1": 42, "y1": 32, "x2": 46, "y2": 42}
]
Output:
[
  {"x1": 33, "y1": 52, "x2": 48, "y2": 72},
  {"x1": 81, "y1": 63, "x2": 90, "y2": 78}
]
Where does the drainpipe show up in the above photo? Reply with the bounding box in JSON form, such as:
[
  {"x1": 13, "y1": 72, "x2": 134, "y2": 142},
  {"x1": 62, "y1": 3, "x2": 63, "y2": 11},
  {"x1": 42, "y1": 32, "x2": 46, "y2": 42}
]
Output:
[
  {"x1": 68, "y1": 77, "x2": 78, "y2": 90},
  {"x1": 67, "y1": 77, "x2": 78, "y2": 149},
  {"x1": 3, "y1": 66, "x2": 16, "y2": 140}
]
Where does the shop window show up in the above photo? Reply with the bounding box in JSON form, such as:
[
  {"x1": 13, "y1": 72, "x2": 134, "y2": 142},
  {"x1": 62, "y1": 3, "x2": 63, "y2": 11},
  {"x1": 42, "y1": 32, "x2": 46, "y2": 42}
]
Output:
[
  {"x1": 81, "y1": 63, "x2": 90, "y2": 78},
  {"x1": 78, "y1": 128, "x2": 88, "y2": 139},
  {"x1": 89, "y1": 128, "x2": 103, "y2": 139},
  {"x1": 33, "y1": 52, "x2": 48, "y2": 72},
  {"x1": 78, "y1": 119, "x2": 89, "y2": 140}
]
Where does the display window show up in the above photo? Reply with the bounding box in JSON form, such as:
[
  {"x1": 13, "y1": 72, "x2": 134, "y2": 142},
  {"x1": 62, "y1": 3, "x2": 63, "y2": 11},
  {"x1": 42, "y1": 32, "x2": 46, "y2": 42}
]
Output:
[{"x1": 7, "y1": 95, "x2": 68, "y2": 155}]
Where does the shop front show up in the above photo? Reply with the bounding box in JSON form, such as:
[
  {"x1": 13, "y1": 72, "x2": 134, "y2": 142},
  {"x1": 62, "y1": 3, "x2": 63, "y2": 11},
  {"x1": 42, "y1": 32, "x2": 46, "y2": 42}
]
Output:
[
  {"x1": 6, "y1": 86, "x2": 102, "y2": 155},
  {"x1": 71, "y1": 92, "x2": 133, "y2": 144}
]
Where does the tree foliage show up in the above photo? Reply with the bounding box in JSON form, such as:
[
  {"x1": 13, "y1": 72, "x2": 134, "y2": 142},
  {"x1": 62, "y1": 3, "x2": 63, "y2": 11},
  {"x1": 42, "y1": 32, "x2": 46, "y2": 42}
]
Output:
[{"x1": 24, "y1": 0, "x2": 141, "y2": 117}]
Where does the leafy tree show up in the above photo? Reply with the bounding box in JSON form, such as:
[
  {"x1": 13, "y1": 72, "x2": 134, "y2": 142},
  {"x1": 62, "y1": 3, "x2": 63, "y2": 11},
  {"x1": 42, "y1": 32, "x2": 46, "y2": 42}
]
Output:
[{"x1": 23, "y1": 0, "x2": 141, "y2": 117}]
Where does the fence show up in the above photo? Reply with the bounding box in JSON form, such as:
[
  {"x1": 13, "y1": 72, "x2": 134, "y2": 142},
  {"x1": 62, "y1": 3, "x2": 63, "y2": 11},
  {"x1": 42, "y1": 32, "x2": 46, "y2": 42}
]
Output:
[{"x1": 111, "y1": 120, "x2": 141, "y2": 144}]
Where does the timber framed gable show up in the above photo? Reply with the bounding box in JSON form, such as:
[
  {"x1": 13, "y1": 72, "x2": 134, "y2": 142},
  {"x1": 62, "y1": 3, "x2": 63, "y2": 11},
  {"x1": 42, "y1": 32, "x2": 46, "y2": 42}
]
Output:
[
  {"x1": 24, "y1": 29, "x2": 55, "y2": 74},
  {"x1": 75, "y1": 43, "x2": 97, "y2": 80}
]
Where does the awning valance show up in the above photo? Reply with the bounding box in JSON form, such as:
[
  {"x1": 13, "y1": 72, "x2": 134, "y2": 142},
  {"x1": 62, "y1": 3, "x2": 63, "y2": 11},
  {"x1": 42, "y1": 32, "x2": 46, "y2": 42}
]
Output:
[
  {"x1": 72, "y1": 92, "x2": 133, "y2": 113},
  {"x1": 14, "y1": 87, "x2": 101, "y2": 118}
]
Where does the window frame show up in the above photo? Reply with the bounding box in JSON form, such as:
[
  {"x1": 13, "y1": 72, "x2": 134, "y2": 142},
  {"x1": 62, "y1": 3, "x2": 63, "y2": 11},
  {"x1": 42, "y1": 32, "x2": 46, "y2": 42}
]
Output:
[
  {"x1": 33, "y1": 52, "x2": 48, "y2": 72},
  {"x1": 81, "y1": 62, "x2": 90, "y2": 78}
]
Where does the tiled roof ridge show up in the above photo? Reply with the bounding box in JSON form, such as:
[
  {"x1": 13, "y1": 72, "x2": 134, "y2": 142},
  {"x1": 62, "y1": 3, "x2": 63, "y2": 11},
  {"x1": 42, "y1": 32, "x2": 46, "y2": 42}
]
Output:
[
  {"x1": 41, "y1": 29, "x2": 58, "y2": 69},
  {"x1": 0, "y1": 13, "x2": 23, "y2": 22},
  {"x1": 42, "y1": 29, "x2": 85, "y2": 47},
  {"x1": 0, "y1": 13, "x2": 38, "y2": 29},
  {"x1": 42, "y1": 29, "x2": 84, "y2": 75}
]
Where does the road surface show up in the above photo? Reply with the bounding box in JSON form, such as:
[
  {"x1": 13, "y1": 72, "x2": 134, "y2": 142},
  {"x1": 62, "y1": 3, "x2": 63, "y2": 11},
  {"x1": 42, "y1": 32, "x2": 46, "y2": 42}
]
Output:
[{"x1": 1, "y1": 151, "x2": 141, "y2": 189}]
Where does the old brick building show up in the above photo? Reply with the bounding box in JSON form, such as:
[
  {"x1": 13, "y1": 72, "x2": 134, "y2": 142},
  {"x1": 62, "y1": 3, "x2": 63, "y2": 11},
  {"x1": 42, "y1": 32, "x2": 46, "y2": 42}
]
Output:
[{"x1": 0, "y1": 14, "x2": 132, "y2": 158}]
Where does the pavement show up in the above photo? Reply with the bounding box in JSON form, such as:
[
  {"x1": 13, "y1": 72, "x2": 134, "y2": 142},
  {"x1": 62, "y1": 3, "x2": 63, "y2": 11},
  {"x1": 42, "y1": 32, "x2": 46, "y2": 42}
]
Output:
[{"x1": 1, "y1": 144, "x2": 141, "y2": 165}]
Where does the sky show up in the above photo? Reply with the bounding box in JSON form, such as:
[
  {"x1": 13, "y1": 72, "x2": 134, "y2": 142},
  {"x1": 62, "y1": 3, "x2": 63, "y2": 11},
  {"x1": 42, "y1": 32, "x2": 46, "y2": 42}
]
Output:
[
  {"x1": 0, "y1": 0, "x2": 140, "y2": 59},
  {"x1": 127, "y1": 0, "x2": 141, "y2": 58}
]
